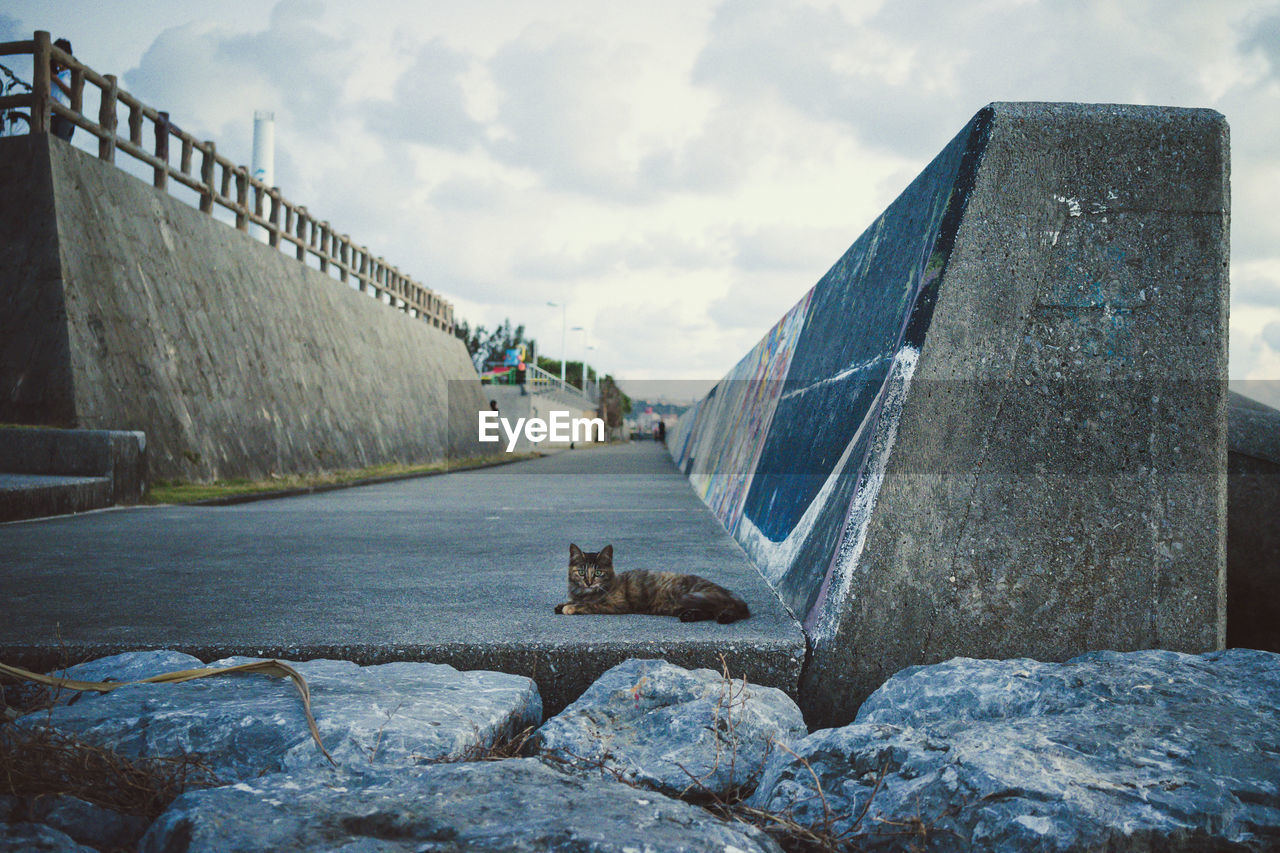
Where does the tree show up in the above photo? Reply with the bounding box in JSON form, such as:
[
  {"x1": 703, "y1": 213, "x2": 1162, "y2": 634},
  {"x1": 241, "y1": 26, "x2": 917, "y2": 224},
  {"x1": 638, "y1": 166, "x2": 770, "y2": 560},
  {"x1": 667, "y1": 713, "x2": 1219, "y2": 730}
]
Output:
[
  {"x1": 597, "y1": 375, "x2": 631, "y2": 428},
  {"x1": 454, "y1": 317, "x2": 537, "y2": 373}
]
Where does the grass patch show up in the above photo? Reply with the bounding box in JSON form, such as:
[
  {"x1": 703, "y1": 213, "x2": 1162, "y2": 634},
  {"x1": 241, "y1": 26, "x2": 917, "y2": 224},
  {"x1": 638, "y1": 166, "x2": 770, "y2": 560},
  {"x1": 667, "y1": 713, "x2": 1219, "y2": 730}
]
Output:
[{"x1": 148, "y1": 453, "x2": 539, "y2": 505}]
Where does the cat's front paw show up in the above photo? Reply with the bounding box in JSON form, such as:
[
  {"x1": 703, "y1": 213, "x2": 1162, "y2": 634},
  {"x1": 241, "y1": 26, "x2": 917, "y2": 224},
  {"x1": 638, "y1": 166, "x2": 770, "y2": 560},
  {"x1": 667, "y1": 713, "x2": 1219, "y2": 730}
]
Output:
[{"x1": 554, "y1": 602, "x2": 571, "y2": 614}]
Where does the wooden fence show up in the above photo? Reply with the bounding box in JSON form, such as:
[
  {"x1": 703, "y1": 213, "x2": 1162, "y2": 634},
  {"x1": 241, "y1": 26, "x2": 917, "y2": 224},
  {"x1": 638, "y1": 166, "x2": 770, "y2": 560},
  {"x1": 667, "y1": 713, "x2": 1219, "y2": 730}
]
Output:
[{"x1": 0, "y1": 31, "x2": 454, "y2": 334}]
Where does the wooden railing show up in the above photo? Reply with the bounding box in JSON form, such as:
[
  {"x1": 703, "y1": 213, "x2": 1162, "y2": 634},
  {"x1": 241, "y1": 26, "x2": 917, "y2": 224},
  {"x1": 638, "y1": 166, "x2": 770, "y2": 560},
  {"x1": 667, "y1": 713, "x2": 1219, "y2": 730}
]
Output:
[{"x1": 0, "y1": 31, "x2": 454, "y2": 334}]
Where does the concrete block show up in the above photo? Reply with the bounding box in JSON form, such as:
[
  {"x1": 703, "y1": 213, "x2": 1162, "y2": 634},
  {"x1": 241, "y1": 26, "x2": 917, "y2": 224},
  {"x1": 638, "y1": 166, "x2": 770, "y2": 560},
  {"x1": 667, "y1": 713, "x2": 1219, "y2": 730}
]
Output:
[
  {"x1": 1227, "y1": 389, "x2": 1280, "y2": 652},
  {"x1": 0, "y1": 426, "x2": 146, "y2": 519},
  {"x1": 671, "y1": 102, "x2": 1228, "y2": 726}
]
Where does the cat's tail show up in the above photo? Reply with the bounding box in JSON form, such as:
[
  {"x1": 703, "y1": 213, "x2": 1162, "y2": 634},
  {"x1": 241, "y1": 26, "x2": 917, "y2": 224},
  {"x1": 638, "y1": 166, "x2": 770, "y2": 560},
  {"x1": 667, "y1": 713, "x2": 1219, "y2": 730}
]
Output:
[
  {"x1": 718, "y1": 594, "x2": 750, "y2": 624},
  {"x1": 681, "y1": 589, "x2": 750, "y2": 624}
]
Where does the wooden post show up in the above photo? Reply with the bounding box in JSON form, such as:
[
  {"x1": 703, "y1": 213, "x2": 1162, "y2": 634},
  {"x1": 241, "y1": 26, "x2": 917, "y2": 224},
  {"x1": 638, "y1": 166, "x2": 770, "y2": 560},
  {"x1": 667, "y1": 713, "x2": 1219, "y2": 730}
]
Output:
[
  {"x1": 339, "y1": 238, "x2": 349, "y2": 283},
  {"x1": 268, "y1": 189, "x2": 281, "y2": 248},
  {"x1": 98, "y1": 74, "x2": 118, "y2": 162},
  {"x1": 253, "y1": 181, "x2": 265, "y2": 224},
  {"x1": 153, "y1": 111, "x2": 169, "y2": 189},
  {"x1": 199, "y1": 141, "x2": 216, "y2": 213},
  {"x1": 128, "y1": 102, "x2": 142, "y2": 145},
  {"x1": 234, "y1": 167, "x2": 248, "y2": 231},
  {"x1": 295, "y1": 207, "x2": 307, "y2": 261},
  {"x1": 318, "y1": 223, "x2": 329, "y2": 273},
  {"x1": 32, "y1": 31, "x2": 50, "y2": 134},
  {"x1": 69, "y1": 66, "x2": 84, "y2": 122},
  {"x1": 180, "y1": 136, "x2": 193, "y2": 175}
]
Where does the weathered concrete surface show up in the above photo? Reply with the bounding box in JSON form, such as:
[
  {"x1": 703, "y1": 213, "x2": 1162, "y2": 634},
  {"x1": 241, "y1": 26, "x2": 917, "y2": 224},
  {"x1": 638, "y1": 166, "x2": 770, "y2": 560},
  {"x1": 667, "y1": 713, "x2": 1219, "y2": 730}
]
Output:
[
  {"x1": 672, "y1": 102, "x2": 1228, "y2": 727},
  {"x1": 0, "y1": 134, "x2": 492, "y2": 481},
  {"x1": 1228, "y1": 388, "x2": 1280, "y2": 652},
  {"x1": 535, "y1": 658, "x2": 807, "y2": 801},
  {"x1": 0, "y1": 443, "x2": 805, "y2": 716},
  {"x1": 0, "y1": 426, "x2": 146, "y2": 521},
  {"x1": 750, "y1": 649, "x2": 1280, "y2": 852},
  {"x1": 138, "y1": 759, "x2": 783, "y2": 852}
]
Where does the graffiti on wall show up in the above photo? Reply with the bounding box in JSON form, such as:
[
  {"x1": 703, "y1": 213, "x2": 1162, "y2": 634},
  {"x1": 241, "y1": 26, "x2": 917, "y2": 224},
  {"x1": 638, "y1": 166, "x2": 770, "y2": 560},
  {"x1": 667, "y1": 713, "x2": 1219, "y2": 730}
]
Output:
[{"x1": 671, "y1": 109, "x2": 993, "y2": 626}]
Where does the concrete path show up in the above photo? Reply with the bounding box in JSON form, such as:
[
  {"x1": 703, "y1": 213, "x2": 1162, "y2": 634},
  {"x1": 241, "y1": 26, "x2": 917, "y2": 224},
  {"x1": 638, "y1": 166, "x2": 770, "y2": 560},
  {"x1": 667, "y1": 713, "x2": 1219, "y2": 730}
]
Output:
[{"x1": 0, "y1": 442, "x2": 804, "y2": 713}]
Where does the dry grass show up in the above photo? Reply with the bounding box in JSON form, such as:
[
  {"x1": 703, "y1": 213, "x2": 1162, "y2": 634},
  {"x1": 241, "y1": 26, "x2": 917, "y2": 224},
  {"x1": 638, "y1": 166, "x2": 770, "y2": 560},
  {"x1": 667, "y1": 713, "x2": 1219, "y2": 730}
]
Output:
[
  {"x1": 148, "y1": 453, "x2": 538, "y2": 504},
  {"x1": 0, "y1": 722, "x2": 222, "y2": 820}
]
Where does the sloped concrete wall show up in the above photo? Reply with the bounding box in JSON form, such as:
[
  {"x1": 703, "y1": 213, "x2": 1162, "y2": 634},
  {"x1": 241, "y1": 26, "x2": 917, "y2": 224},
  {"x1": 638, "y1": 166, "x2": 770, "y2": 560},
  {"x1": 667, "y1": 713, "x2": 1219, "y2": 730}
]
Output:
[
  {"x1": 0, "y1": 134, "x2": 492, "y2": 481},
  {"x1": 1227, "y1": 389, "x2": 1280, "y2": 652},
  {"x1": 672, "y1": 102, "x2": 1229, "y2": 727}
]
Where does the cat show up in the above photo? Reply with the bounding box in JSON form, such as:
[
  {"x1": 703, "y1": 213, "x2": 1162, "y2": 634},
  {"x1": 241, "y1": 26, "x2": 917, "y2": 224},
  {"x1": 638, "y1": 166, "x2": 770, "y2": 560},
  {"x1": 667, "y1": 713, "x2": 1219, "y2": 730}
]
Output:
[{"x1": 554, "y1": 543, "x2": 750, "y2": 624}]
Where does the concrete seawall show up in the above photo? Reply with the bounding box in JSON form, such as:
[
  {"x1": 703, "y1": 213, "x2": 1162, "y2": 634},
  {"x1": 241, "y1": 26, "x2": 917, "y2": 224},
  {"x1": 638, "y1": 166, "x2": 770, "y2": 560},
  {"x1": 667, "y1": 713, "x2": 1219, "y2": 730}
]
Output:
[
  {"x1": 672, "y1": 102, "x2": 1229, "y2": 726},
  {"x1": 0, "y1": 134, "x2": 490, "y2": 481}
]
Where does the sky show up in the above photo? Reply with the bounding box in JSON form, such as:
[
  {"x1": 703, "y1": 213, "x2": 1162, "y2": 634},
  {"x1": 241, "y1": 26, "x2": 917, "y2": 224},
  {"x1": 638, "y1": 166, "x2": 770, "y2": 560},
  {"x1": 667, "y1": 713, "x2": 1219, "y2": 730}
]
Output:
[{"x1": 4, "y1": 1, "x2": 1279, "y2": 403}]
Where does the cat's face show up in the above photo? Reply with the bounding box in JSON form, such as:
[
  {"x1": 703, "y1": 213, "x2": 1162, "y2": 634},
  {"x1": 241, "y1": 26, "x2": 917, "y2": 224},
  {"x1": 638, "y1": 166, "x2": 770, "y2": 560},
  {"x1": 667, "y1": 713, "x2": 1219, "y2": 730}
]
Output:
[{"x1": 568, "y1": 543, "x2": 614, "y2": 599}]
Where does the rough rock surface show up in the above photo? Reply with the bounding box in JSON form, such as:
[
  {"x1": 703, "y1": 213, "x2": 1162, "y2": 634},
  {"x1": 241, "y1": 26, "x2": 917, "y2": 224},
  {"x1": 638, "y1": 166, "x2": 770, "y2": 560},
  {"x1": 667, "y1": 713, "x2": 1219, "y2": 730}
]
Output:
[
  {"x1": 534, "y1": 658, "x2": 807, "y2": 800},
  {"x1": 57, "y1": 649, "x2": 206, "y2": 686},
  {"x1": 19, "y1": 651, "x2": 541, "y2": 781},
  {"x1": 0, "y1": 822, "x2": 96, "y2": 852},
  {"x1": 0, "y1": 795, "x2": 149, "y2": 851},
  {"x1": 749, "y1": 649, "x2": 1280, "y2": 851},
  {"x1": 139, "y1": 757, "x2": 782, "y2": 852}
]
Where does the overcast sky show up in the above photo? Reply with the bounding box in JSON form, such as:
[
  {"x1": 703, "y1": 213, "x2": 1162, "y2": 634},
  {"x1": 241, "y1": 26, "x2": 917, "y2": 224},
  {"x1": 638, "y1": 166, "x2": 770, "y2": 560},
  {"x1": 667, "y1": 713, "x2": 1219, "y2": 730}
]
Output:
[{"x1": 4, "y1": 1, "x2": 1279, "y2": 400}]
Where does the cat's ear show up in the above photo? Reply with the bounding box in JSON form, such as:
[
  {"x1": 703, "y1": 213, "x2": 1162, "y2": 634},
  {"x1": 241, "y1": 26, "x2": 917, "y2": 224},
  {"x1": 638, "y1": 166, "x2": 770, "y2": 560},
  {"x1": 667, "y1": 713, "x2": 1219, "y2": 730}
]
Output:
[
  {"x1": 569, "y1": 543, "x2": 583, "y2": 563},
  {"x1": 599, "y1": 544, "x2": 613, "y2": 565}
]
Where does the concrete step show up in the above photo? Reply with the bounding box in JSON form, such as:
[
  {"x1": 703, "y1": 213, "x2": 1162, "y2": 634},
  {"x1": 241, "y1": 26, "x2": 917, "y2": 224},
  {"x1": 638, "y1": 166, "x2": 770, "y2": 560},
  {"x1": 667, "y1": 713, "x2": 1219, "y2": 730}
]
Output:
[
  {"x1": 0, "y1": 472, "x2": 113, "y2": 523},
  {"x1": 0, "y1": 427, "x2": 146, "y2": 522}
]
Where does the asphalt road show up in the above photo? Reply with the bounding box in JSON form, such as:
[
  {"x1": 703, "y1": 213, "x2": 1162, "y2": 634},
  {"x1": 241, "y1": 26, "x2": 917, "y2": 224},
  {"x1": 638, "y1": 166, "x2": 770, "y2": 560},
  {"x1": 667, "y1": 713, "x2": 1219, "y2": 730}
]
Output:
[{"x1": 0, "y1": 442, "x2": 804, "y2": 712}]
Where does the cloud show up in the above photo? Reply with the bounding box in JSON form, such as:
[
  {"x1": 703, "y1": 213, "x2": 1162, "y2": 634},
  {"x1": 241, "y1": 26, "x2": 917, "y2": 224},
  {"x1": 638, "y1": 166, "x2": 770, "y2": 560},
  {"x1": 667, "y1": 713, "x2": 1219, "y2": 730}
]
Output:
[
  {"x1": 1239, "y1": 10, "x2": 1280, "y2": 77},
  {"x1": 0, "y1": 14, "x2": 20, "y2": 43},
  {"x1": 514, "y1": 232, "x2": 721, "y2": 280},
  {"x1": 123, "y1": 0, "x2": 353, "y2": 156},
  {"x1": 366, "y1": 39, "x2": 483, "y2": 151},
  {"x1": 487, "y1": 30, "x2": 649, "y2": 197},
  {"x1": 1263, "y1": 320, "x2": 1280, "y2": 352}
]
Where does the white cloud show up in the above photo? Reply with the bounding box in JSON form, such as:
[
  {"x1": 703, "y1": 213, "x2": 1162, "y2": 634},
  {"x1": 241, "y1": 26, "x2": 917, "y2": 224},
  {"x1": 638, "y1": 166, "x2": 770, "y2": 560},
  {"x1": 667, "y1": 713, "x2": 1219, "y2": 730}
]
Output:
[{"x1": 20, "y1": 0, "x2": 1280, "y2": 385}]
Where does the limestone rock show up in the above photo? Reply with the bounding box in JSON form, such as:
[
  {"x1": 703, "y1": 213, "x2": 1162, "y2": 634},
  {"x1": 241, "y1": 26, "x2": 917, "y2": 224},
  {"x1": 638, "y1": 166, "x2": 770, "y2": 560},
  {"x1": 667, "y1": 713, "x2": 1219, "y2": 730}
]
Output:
[
  {"x1": 20, "y1": 652, "x2": 541, "y2": 781},
  {"x1": 749, "y1": 649, "x2": 1280, "y2": 851},
  {"x1": 534, "y1": 658, "x2": 807, "y2": 801},
  {"x1": 1, "y1": 795, "x2": 149, "y2": 852},
  {"x1": 139, "y1": 758, "x2": 782, "y2": 852},
  {"x1": 58, "y1": 649, "x2": 206, "y2": 686},
  {"x1": 0, "y1": 822, "x2": 96, "y2": 852}
]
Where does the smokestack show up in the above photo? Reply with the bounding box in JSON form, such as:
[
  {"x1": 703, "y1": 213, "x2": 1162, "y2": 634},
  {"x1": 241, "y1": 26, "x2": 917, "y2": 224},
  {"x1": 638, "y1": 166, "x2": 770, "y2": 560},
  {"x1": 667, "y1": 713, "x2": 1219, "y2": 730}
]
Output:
[
  {"x1": 252, "y1": 110, "x2": 275, "y2": 186},
  {"x1": 251, "y1": 111, "x2": 274, "y2": 240}
]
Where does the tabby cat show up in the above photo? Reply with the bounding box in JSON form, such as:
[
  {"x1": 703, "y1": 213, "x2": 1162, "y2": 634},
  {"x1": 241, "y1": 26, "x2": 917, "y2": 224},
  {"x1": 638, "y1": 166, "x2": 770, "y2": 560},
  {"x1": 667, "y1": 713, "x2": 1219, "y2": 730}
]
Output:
[{"x1": 554, "y1": 544, "x2": 750, "y2": 623}]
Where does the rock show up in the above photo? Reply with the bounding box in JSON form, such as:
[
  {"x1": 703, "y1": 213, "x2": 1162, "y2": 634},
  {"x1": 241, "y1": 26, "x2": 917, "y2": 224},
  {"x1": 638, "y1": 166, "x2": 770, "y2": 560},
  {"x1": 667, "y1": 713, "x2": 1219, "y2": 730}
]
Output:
[
  {"x1": 534, "y1": 658, "x2": 807, "y2": 801},
  {"x1": 139, "y1": 757, "x2": 782, "y2": 852},
  {"x1": 57, "y1": 649, "x2": 206, "y2": 686},
  {"x1": 19, "y1": 795, "x2": 150, "y2": 852},
  {"x1": 20, "y1": 653, "x2": 541, "y2": 782},
  {"x1": 0, "y1": 822, "x2": 96, "y2": 852},
  {"x1": 749, "y1": 649, "x2": 1280, "y2": 851}
]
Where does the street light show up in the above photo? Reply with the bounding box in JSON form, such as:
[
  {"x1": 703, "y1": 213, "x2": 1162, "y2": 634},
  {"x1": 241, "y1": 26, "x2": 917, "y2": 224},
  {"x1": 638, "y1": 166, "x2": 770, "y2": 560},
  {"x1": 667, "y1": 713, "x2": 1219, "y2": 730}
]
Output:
[
  {"x1": 585, "y1": 345, "x2": 598, "y2": 397},
  {"x1": 546, "y1": 301, "x2": 567, "y2": 386},
  {"x1": 571, "y1": 325, "x2": 589, "y2": 391}
]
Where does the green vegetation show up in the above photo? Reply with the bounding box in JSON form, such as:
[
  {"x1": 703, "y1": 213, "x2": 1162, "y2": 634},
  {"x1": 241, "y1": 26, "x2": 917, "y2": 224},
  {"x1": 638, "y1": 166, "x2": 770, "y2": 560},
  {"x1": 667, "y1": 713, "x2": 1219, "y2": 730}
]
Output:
[{"x1": 148, "y1": 454, "x2": 537, "y2": 505}]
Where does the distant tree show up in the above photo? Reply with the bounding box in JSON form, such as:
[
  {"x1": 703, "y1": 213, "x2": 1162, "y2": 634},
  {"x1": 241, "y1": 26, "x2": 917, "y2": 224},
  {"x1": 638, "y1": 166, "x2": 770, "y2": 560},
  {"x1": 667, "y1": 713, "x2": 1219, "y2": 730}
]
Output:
[
  {"x1": 454, "y1": 317, "x2": 537, "y2": 373},
  {"x1": 453, "y1": 319, "x2": 487, "y2": 371},
  {"x1": 597, "y1": 375, "x2": 631, "y2": 428}
]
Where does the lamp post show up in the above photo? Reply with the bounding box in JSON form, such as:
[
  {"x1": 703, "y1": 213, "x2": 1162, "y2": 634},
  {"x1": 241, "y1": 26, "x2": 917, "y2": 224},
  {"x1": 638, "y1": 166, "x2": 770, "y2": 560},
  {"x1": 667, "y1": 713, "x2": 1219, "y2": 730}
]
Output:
[
  {"x1": 547, "y1": 301, "x2": 566, "y2": 386},
  {"x1": 571, "y1": 325, "x2": 589, "y2": 391},
  {"x1": 586, "y1": 345, "x2": 597, "y2": 397}
]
